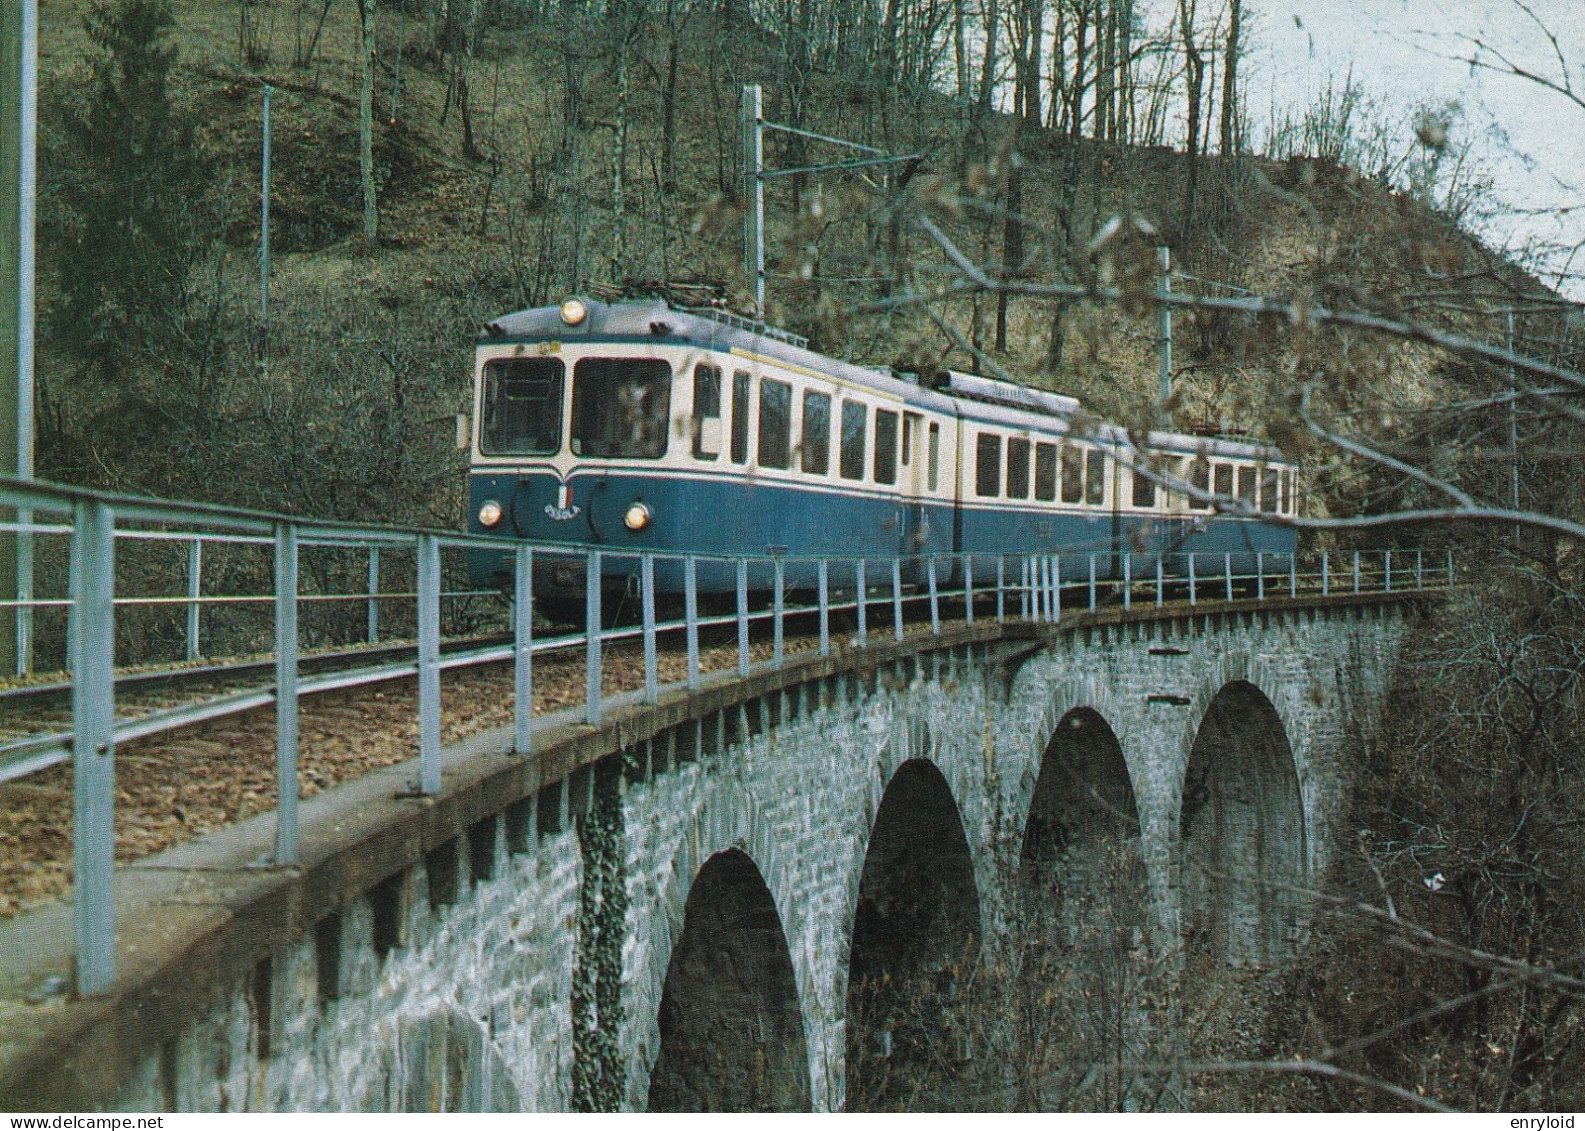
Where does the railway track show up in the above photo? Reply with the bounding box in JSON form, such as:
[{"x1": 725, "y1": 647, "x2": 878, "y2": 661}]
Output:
[{"x1": 0, "y1": 616, "x2": 827, "y2": 918}]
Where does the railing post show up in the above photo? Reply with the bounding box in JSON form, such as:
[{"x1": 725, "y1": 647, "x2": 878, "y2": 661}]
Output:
[
  {"x1": 16, "y1": 508, "x2": 32, "y2": 677},
  {"x1": 417, "y1": 533, "x2": 442, "y2": 794},
  {"x1": 1053, "y1": 556, "x2": 1061, "y2": 621},
  {"x1": 366, "y1": 545, "x2": 380, "y2": 644},
  {"x1": 685, "y1": 555, "x2": 700, "y2": 691},
  {"x1": 892, "y1": 558, "x2": 904, "y2": 642},
  {"x1": 1156, "y1": 557, "x2": 1164, "y2": 608},
  {"x1": 1224, "y1": 552, "x2": 1233, "y2": 602},
  {"x1": 962, "y1": 555, "x2": 973, "y2": 626},
  {"x1": 1322, "y1": 550, "x2": 1330, "y2": 596},
  {"x1": 275, "y1": 521, "x2": 302, "y2": 858},
  {"x1": 772, "y1": 558, "x2": 785, "y2": 669},
  {"x1": 513, "y1": 545, "x2": 533, "y2": 754},
  {"x1": 642, "y1": 554, "x2": 659, "y2": 700},
  {"x1": 736, "y1": 558, "x2": 749, "y2": 677},
  {"x1": 1188, "y1": 552, "x2": 1197, "y2": 605},
  {"x1": 1384, "y1": 550, "x2": 1392, "y2": 593},
  {"x1": 1416, "y1": 549, "x2": 1424, "y2": 590},
  {"x1": 1019, "y1": 557, "x2": 1029, "y2": 620},
  {"x1": 1446, "y1": 548, "x2": 1453, "y2": 587},
  {"x1": 996, "y1": 556, "x2": 1005, "y2": 624},
  {"x1": 1289, "y1": 552, "x2": 1297, "y2": 598},
  {"x1": 818, "y1": 558, "x2": 830, "y2": 658},
  {"x1": 71, "y1": 499, "x2": 117, "y2": 996},
  {"x1": 1040, "y1": 556, "x2": 1052, "y2": 622},
  {"x1": 185, "y1": 538, "x2": 202, "y2": 662},
  {"x1": 1353, "y1": 549, "x2": 1361, "y2": 594},
  {"x1": 1122, "y1": 551, "x2": 1131, "y2": 610},
  {"x1": 1087, "y1": 553, "x2": 1096, "y2": 612},
  {"x1": 1256, "y1": 551, "x2": 1265, "y2": 601},
  {"x1": 927, "y1": 557, "x2": 940, "y2": 635},
  {"x1": 586, "y1": 551, "x2": 603, "y2": 725},
  {"x1": 856, "y1": 560, "x2": 867, "y2": 647}
]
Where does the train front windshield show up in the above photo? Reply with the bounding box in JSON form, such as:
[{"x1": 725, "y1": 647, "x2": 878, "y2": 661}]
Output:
[
  {"x1": 570, "y1": 358, "x2": 671, "y2": 458},
  {"x1": 481, "y1": 358, "x2": 563, "y2": 455}
]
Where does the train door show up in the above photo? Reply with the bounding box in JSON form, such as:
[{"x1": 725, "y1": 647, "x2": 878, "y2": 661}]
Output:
[{"x1": 897, "y1": 411, "x2": 931, "y2": 574}]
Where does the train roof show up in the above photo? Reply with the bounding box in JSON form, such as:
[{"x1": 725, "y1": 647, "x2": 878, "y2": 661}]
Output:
[{"x1": 480, "y1": 298, "x2": 1286, "y2": 464}]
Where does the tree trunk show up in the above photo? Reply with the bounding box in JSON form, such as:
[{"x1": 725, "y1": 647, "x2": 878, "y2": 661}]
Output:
[
  {"x1": 978, "y1": 0, "x2": 1000, "y2": 113},
  {"x1": 1069, "y1": 0, "x2": 1088, "y2": 140},
  {"x1": 954, "y1": 0, "x2": 969, "y2": 103},
  {"x1": 609, "y1": 36, "x2": 628, "y2": 277},
  {"x1": 1096, "y1": 0, "x2": 1113, "y2": 141},
  {"x1": 1218, "y1": 0, "x2": 1241, "y2": 154},
  {"x1": 358, "y1": 0, "x2": 377, "y2": 249}
]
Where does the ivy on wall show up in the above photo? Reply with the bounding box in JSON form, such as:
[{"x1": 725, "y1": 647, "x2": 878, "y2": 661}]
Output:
[{"x1": 571, "y1": 766, "x2": 630, "y2": 1112}]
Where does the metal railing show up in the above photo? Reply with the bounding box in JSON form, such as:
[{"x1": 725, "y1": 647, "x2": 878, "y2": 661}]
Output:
[{"x1": 0, "y1": 476, "x2": 1452, "y2": 995}]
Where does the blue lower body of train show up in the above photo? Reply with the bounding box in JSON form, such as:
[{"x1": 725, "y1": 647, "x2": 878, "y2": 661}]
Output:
[{"x1": 466, "y1": 469, "x2": 1297, "y2": 599}]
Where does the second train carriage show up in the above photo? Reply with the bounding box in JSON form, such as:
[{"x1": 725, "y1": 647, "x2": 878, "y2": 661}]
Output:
[{"x1": 465, "y1": 296, "x2": 1298, "y2": 601}]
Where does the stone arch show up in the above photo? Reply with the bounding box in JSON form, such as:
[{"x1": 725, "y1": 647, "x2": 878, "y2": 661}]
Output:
[
  {"x1": 844, "y1": 758, "x2": 982, "y2": 1110},
  {"x1": 1020, "y1": 706, "x2": 1145, "y2": 939},
  {"x1": 646, "y1": 848, "x2": 811, "y2": 1112},
  {"x1": 1016, "y1": 707, "x2": 1148, "y2": 1108},
  {"x1": 1179, "y1": 678, "x2": 1307, "y2": 967},
  {"x1": 628, "y1": 790, "x2": 808, "y2": 1109}
]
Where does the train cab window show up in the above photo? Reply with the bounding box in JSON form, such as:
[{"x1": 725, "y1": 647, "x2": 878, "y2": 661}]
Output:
[
  {"x1": 975, "y1": 433, "x2": 1002, "y2": 498},
  {"x1": 1261, "y1": 467, "x2": 1279, "y2": 513},
  {"x1": 1214, "y1": 462, "x2": 1233, "y2": 499},
  {"x1": 1006, "y1": 438, "x2": 1031, "y2": 499},
  {"x1": 1131, "y1": 466, "x2": 1157, "y2": 508},
  {"x1": 1237, "y1": 465, "x2": 1257, "y2": 505},
  {"x1": 801, "y1": 390, "x2": 831, "y2": 475},
  {"x1": 1085, "y1": 450, "x2": 1106, "y2": 506},
  {"x1": 481, "y1": 358, "x2": 564, "y2": 455},
  {"x1": 1060, "y1": 446, "x2": 1083, "y2": 503},
  {"x1": 927, "y1": 422, "x2": 940, "y2": 491},
  {"x1": 691, "y1": 363, "x2": 722, "y2": 460},
  {"x1": 1190, "y1": 457, "x2": 1212, "y2": 509},
  {"x1": 730, "y1": 371, "x2": 752, "y2": 464},
  {"x1": 840, "y1": 401, "x2": 867, "y2": 481},
  {"x1": 874, "y1": 410, "x2": 899, "y2": 485},
  {"x1": 1034, "y1": 442, "x2": 1057, "y2": 502},
  {"x1": 570, "y1": 358, "x2": 669, "y2": 458},
  {"x1": 758, "y1": 379, "x2": 792, "y2": 470}
]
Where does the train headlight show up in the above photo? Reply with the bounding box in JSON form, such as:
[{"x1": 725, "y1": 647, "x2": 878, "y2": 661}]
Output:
[
  {"x1": 623, "y1": 502, "x2": 652, "y2": 531},
  {"x1": 559, "y1": 297, "x2": 588, "y2": 326},
  {"x1": 478, "y1": 499, "x2": 504, "y2": 528}
]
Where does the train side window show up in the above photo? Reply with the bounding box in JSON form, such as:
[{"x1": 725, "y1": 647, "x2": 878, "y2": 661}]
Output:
[
  {"x1": 840, "y1": 401, "x2": 867, "y2": 481},
  {"x1": 570, "y1": 357, "x2": 670, "y2": 458},
  {"x1": 730, "y1": 370, "x2": 752, "y2": 464},
  {"x1": 1214, "y1": 462, "x2": 1233, "y2": 498},
  {"x1": 1260, "y1": 467, "x2": 1279, "y2": 513},
  {"x1": 758, "y1": 379, "x2": 792, "y2": 470},
  {"x1": 900, "y1": 414, "x2": 914, "y2": 465},
  {"x1": 874, "y1": 409, "x2": 899, "y2": 485},
  {"x1": 1085, "y1": 450, "x2": 1106, "y2": 506},
  {"x1": 481, "y1": 358, "x2": 564, "y2": 456},
  {"x1": 1286, "y1": 470, "x2": 1298, "y2": 513},
  {"x1": 975, "y1": 433, "x2": 1002, "y2": 498},
  {"x1": 1190, "y1": 457, "x2": 1211, "y2": 509},
  {"x1": 1034, "y1": 442, "x2": 1057, "y2": 501},
  {"x1": 801, "y1": 390, "x2": 831, "y2": 475},
  {"x1": 1131, "y1": 465, "x2": 1157, "y2": 508},
  {"x1": 927, "y1": 422, "x2": 940, "y2": 491},
  {"x1": 691, "y1": 363, "x2": 721, "y2": 460},
  {"x1": 1060, "y1": 446, "x2": 1083, "y2": 503},
  {"x1": 1006, "y1": 438, "x2": 1031, "y2": 499},
  {"x1": 1237, "y1": 465, "x2": 1256, "y2": 504}
]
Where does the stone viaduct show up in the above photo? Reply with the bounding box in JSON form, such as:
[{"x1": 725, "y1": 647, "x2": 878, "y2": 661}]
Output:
[{"x1": 0, "y1": 593, "x2": 1421, "y2": 1112}]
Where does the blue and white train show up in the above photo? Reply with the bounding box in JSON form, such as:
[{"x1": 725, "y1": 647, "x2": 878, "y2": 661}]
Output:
[{"x1": 465, "y1": 296, "x2": 1297, "y2": 601}]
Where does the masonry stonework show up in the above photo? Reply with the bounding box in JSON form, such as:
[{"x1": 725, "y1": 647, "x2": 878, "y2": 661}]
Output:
[{"x1": 99, "y1": 603, "x2": 1408, "y2": 1113}]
